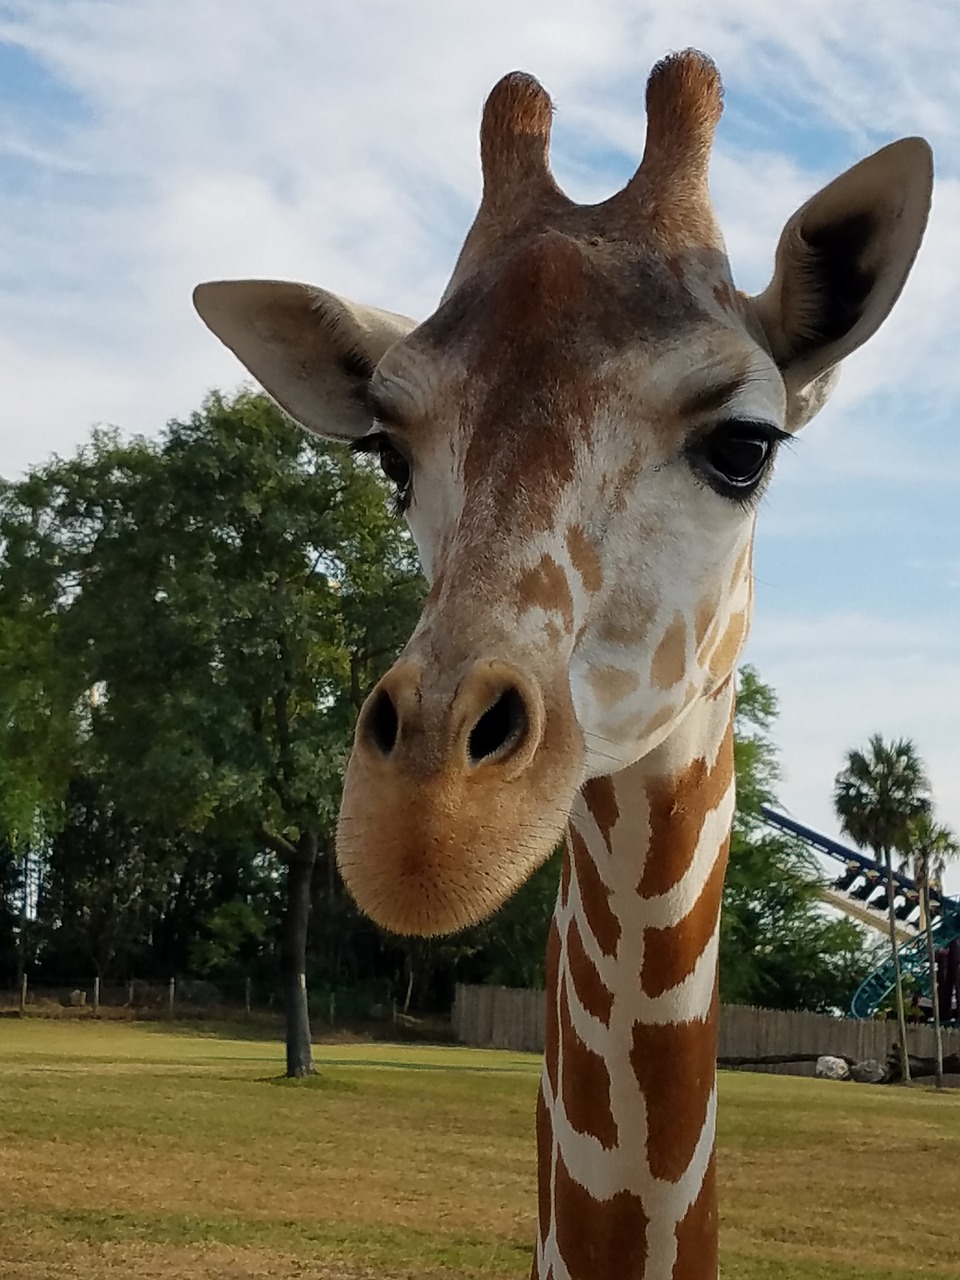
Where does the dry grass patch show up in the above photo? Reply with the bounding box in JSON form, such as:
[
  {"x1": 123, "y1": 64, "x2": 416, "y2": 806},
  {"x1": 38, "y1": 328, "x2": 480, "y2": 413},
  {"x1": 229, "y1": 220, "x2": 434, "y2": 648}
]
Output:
[{"x1": 1, "y1": 1020, "x2": 958, "y2": 1278}]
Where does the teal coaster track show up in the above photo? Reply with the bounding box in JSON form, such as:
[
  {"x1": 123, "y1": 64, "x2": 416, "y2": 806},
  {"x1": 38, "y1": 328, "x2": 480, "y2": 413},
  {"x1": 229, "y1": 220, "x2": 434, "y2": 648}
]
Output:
[{"x1": 759, "y1": 807, "x2": 960, "y2": 1019}]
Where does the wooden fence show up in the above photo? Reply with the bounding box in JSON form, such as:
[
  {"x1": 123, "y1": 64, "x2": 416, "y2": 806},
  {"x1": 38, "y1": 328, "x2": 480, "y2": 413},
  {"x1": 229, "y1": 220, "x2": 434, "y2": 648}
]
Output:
[{"x1": 452, "y1": 984, "x2": 960, "y2": 1074}]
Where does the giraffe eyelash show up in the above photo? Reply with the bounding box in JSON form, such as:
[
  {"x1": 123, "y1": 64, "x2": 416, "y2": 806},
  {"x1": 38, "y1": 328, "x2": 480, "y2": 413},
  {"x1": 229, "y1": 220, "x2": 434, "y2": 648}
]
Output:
[
  {"x1": 351, "y1": 431, "x2": 414, "y2": 515},
  {"x1": 686, "y1": 418, "x2": 793, "y2": 507}
]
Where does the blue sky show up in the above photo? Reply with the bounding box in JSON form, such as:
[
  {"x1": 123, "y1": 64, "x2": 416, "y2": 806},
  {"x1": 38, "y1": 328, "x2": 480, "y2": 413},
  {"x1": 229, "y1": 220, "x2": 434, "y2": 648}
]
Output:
[{"x1": 0, "y1": 1, "x2": 957, "y2": 893}]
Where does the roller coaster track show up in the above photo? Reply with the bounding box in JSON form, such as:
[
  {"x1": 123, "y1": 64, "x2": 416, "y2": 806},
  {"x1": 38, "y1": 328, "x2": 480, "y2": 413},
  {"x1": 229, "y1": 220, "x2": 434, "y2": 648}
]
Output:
[{"x1": 759, "y1": 807, "x2": 960, "y2": 1018}]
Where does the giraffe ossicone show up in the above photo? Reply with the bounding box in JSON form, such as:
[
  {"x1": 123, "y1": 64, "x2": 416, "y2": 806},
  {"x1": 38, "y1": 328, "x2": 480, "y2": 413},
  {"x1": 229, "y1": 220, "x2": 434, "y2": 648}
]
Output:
[{"x1": 195, "y1": 49, "x2": 931, "y2": 1280}]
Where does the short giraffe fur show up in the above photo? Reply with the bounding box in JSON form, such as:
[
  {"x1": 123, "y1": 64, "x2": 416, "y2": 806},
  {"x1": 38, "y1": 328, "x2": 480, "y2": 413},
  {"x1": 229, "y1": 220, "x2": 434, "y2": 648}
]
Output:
[{"x1": 195, "y1": 51, "x2": 931, "y2": 1280}]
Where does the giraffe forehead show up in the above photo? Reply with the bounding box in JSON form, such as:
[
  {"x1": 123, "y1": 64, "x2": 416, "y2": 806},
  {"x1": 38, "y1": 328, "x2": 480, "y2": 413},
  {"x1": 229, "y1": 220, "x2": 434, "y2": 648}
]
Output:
[
  {"x1": 385, "y1": 233, "x2": 772, "y2": 480},
  {"x1": 425, "y1": 230, "x2": 714, "y2": 368}
]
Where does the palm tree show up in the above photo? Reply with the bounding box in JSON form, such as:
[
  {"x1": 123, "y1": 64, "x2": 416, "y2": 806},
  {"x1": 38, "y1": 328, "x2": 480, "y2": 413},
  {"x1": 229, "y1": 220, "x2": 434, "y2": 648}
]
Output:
[
  {"x1": 834, "y1": 735, "x2": 931, "y2": 1083},
  {"x1": 904, "y1": 813, "x2": 960, "y2": 1088}
]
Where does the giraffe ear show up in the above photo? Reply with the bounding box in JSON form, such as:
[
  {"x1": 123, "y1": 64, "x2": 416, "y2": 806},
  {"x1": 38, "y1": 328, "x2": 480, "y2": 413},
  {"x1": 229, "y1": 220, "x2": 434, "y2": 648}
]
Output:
[
  {"x1": 747, "y1": 138, "x2": 933, "y2": 429},
  {"x1": 193, "y1": 280, "x2": 417, "y2": 440}
]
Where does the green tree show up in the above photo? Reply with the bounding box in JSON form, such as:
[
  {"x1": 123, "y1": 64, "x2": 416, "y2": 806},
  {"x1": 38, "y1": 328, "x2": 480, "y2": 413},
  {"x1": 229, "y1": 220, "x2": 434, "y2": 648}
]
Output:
[
  {"x1": 36, "y1": 775, "x2": 182, "y2": 981},
  {"x1": 0, "y1": 522, "x2": 82, "y2": 853},
  {"x1": 0, "y1": 393, "x2": 424, "y2": 1071},
  {"x1": 904, "y1": 812, "x2": 959, "y2": 1087},
  {"x1": 834, "y1": 734, "x2": 932, "y2": 1082}
]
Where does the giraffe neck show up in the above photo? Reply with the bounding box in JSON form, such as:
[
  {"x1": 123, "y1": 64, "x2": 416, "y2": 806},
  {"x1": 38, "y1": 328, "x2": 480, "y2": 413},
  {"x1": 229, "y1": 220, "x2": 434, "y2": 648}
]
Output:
[{"x1": 535, "y1": 680, "x2": 735, "y2": 1280}]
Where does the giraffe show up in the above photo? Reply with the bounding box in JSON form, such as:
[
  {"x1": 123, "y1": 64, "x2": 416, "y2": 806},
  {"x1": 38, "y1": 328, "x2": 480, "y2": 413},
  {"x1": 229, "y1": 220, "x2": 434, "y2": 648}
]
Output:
[{"x1": 194, "y1": 51, "x2": 932, "y2": 1280}]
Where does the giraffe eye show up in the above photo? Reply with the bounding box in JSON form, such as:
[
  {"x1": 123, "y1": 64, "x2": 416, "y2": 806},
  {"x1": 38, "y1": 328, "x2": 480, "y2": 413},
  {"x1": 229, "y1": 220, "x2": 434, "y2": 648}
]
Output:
[
  {"x1": 688, "y1": 420, "x2": 788, "y2": 500},
  {"x1": 350, "y1": 431, "x2": 413, "y2": 513},
  {"x1": 376, "y1": 438, "x2": 411, "y2": 494}
]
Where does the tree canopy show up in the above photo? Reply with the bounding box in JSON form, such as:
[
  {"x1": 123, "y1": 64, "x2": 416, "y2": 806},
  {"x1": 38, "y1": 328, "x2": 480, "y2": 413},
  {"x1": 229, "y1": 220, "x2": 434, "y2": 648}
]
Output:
[{"x1": 0, "y1": 399, "x2": 898, "y2": 1026}]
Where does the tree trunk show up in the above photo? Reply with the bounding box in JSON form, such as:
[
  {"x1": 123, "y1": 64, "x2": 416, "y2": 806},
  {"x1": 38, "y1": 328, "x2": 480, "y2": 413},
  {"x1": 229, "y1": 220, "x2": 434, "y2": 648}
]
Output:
[
  {"x1": 281, "y1": 836, "x2": 318, "y2": 1078},
  {"x1": 920, "y1": 861, "x2": 945, "y2": 1089},
  {"x1": 883, "y1": 846, "x2": 911, "y2": 1084}
]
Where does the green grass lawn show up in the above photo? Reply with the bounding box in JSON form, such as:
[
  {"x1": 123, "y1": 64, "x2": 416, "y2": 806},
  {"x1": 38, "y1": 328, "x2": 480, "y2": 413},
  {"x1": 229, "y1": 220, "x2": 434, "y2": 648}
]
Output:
[{"x1": 0, "y1": 1019, "x2": 957, "y2": 1278}]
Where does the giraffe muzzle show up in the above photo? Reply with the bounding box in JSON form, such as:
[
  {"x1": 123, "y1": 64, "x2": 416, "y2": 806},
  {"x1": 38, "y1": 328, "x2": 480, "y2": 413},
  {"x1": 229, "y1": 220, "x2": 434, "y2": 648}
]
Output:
[{"x1": 336, "y1": 656, "x2": 582, "y2": 936}]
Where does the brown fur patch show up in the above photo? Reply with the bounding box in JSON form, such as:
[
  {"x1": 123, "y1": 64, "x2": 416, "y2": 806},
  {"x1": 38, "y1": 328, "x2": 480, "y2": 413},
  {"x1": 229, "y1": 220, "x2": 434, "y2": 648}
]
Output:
[
  {"x1": 516, "y1": 555, "x2": 575, "y2": 633},
  {"x1": 554, "y1": 1149, "x2": 648, "y2": 1279},
  {"x1": 560, "y1": 974, "x2": 617, "y2": 1148},
  {"x1": 693, "y1": 594, "x2": 718, "y2": 650},
  {"x1": 582, "y1": 775, "x2": 620, "y2": 850},
  {"x1": 730, "y1": 534, "x2": 753, "y2": 588},
  {"x1": 545, "y1": 919, "x2": 561, "y2": 1096},
  {"x1": 633, "y1": 701, "x2": 677, "y2": 743},
  {"x1": 535, "y1": 1088, "x2": 554, "y2": 1248},
  {"x1": 651, "y1": 613, "x2": 687, "y2": 690},
  {"x1": 707, "y1": 608, "x2": 748, "y2": 680},
  {"x1": 598, "y1": 584, "x2": 656, "y2": 646},
  {"x1": 567, "y1": 917, "x2": 614, "y2": 1026},
  {"x1": 566, "y1": 524, "x2": 603, "y2": 593},
  {"x1": 641, "y1": 835, "x2": 729, "y2": 998},
  {"x1": 638, "y1": 734, "x2": 734, "y2": 899},
  {"x1": 570, "y1": 828, "x2": 621, "y2": 957},
  {"x1": 674, "y1": 1151, "x2": 718, "y2": 1277},
  {"x1": 630, "y1": 997, "x2": 718, "y2": 1184},
  {"x1": 589, "y1": 664, "x2": 641, "y2": 707}
]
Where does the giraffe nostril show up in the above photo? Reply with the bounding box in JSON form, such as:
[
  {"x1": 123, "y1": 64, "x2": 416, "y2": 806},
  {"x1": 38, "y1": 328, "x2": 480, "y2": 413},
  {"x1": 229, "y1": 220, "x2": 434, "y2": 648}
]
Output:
[
  {"x1": 468, "y1": 687, "x2": 528, "y2": 765},
  {"x1": 364, "y1": 688, "x2": 400, "y2": 757}
]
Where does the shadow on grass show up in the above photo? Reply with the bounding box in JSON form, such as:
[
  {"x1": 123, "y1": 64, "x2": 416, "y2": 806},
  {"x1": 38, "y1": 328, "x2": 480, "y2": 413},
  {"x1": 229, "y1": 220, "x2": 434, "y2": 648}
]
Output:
[{"x1": 262, "y1": 1072, "x2": 359, "y2": 1092}]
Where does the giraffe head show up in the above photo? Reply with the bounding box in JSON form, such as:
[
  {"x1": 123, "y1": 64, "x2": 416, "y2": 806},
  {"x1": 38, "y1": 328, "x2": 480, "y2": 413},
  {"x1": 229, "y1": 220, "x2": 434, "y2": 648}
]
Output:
[{"x1": 195, "y1": 52, "x2": 931, "y2": 937}]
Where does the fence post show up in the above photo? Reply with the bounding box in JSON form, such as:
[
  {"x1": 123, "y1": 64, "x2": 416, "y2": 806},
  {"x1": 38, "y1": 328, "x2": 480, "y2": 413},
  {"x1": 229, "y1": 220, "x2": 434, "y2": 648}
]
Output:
[
  {"x1": 93, "y1": 976, "x2": 100, "y2": 1015},
  {"x1": 127, "y1": 979, "x2": 135, "y2": 1007},
  {"x1": 329, "y1": 991, "x2": 336, "y2": 1026},
  {"x1": 19, "y1": 972, "x2": 27, "y2": 1014},
  {"x1": 168, "y1": 977, "x2": 175, "y2": 1014},
  {"x1": 244, "y1": 975, "x2": 251, "y2": 1017}
]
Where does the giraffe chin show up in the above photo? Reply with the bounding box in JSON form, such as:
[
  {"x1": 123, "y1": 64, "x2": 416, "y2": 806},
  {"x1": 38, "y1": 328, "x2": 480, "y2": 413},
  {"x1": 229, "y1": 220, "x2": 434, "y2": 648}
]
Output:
[
  {"x1": 335, "y1": 751, "x2": 578, "y2": 938},
  {"x1": 336, "y1": 846, "x2": 551, "y2": 938}
]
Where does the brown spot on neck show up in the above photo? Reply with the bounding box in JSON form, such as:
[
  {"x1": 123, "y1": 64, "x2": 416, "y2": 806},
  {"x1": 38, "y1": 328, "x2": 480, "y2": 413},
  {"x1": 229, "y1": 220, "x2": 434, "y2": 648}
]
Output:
[
  {"x1": 638, "y1": 730, "x2": 734, "y2": 899},
  {"x1": 673, "y1": 1151, "x2": 718, "y2": 1278},
  {"x1": 559, "y1": 973, "x2": 617, "y2": 1148},
  {"x1": 582, "y1": 775, "x2": 620, "y2": 850},
  {"x1": 570, "y1": 828, "x2": 621, "y2": 957},
  {"x1": 641, "y1": 836, "x2": 729, "y2": 999},
  {"x1": 566, "y1": 916, "x2": 614, "y2": 1026},
  {"x1": 630, "y1": 994, "x2": 719, "y2": 1184},
  {"x1": 535, "y1": 1088, "x2": 554, "y2": 1252},
  {"x1": 554, "y1": 1148, "x2": 648, "y2": 1279},
  {"x1": 544, "y1": 918, "x2": 561, "y2": 1096}
]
